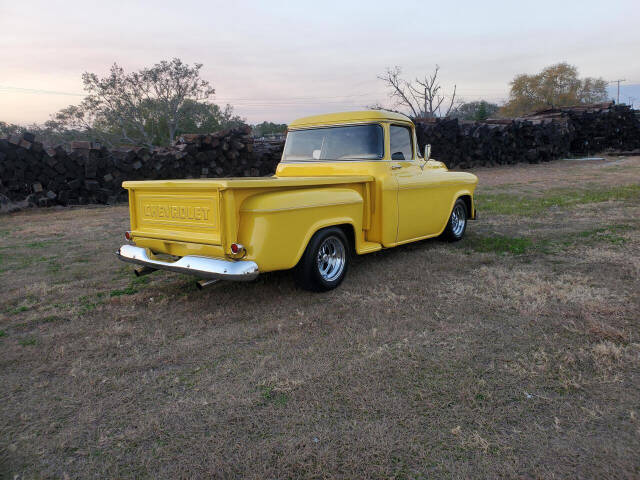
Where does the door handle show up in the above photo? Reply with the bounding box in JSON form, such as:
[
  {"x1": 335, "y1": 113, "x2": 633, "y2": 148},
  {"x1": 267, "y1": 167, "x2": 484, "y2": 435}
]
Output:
[{"x1": 391, "y1": 164, "x2": 402, "y2": 170}]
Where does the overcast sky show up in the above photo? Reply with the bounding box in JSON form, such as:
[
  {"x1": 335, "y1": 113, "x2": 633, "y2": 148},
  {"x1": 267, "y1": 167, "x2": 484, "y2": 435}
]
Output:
[{"x1": 1, "y1": 0, "x2": 639, "y2": 125}]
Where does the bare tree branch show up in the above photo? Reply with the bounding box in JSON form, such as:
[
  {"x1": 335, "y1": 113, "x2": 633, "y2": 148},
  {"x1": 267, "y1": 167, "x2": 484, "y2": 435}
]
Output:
[
  {"x1": 378, "y1": 64, "x2": 458, "y2": 118},
  {"x1": 444, "y1": 84, "x2": 458, "y2": 117},
  {"x1": 377, "y1": 66, "x2": 419, "y2": 118}
]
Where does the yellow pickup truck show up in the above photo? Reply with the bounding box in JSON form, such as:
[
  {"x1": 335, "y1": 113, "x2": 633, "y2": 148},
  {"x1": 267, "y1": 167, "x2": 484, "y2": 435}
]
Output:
[{"x1": 117, "y1": 110, "x2": 477, "y2": 291}]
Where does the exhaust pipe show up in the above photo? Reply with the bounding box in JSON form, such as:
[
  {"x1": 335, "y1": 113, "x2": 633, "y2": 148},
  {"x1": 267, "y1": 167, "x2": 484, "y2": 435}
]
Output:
[
  {"x1": 196, "y1": 278, "x2": 220, "y2": 290},
  {"x1": 134, "y1": 266, "x2": 157, "y2": 277}
]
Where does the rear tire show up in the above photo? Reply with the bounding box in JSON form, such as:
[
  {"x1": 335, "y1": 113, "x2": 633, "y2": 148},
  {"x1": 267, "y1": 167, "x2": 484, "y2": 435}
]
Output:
[
  {"x1": 294, "y1": 227, "x2": 350, "y2": 292},
  {"x1": 442, "y1": 199, "x2": 468, "y2": 241}
]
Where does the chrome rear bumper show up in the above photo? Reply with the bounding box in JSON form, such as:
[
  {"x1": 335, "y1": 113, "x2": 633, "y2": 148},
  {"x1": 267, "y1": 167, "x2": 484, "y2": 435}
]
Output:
[{"x1": 116, "y1": 245, "x2": 259, "y2": 281}]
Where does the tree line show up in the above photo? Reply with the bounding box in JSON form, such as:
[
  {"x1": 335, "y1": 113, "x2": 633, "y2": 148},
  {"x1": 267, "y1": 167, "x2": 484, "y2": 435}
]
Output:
[
  {"x1": 377, "y1": 62, "x2": 609, "y2": 121},
  {"x1": 1, "y1": 59, "x2": 612, "y2": 148}
]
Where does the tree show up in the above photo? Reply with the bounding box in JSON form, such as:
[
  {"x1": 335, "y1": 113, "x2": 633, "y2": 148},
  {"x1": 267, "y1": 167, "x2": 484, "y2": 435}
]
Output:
[
  {"x1": 141, "y1": 59, "x2": 216, "y2": 143},
  {"x1": 252, "y1": 121, "x2": 287, "y2": 137},
  {"x1": 452, "y1": 101, "x2": 499, "y2": 121},
  {"x1": 0, "y1": 121, "x2": 23, "y2": 138},
  {"x1": 146, "y1": 100, "x2": 244, "y2": 145},
  {"x1": 45, "y1": 103, "x2": 113, "y2": 144},
  {"x1": 377, "y1": 65, "x2": 459, "y2": 118},
  {"x1": 500, "y1": 63, "x2": 608, "y2": 117},
  {"x1": 51, "y1": 58, "x2": 220, "y2": 147}
]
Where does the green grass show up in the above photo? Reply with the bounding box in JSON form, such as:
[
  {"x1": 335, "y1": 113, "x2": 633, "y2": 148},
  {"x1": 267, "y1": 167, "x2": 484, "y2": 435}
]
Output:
[
  {"x1": 466, "y1": 224, "x2": 632, "y2": 256},
  {"x1": 109, "y1": 286, "x2": 138, "y2": 297},
  {"x1": 259, "y1": 386, "x2": 289, "y2": 407},
  {"x1": 19, "y1": 337, "x2": 37, "y2": 347},
  {"x1": 0, "y1": 330, "x2": 6, "y2": 338},
  {"x1": 555, "y1": 225, "x2": 631, "y2": 249},
  {"x1": 131, "y1": 276, "x2": 150, "y2": 286},
  {"x1": 476, "y1": 184, "x2": 640, "y2": 215},
  {"x1": 573, "y1": 225, "x2": 629, "y2": 244},
  {"x1": 47, "y1": 259, "x2": 62, "y2": 274},
  {"x1": 109, "y1": 270, "x2": 150, "y2": 294},
  {"x1": 13, "y1": 315, "x2": 68, "y2": 331},
  {"x1": 26, "y1": 241, "x2": 50, "y2": 249},
  {"x1": 78, "y1": 294, "x2": 103, "y2": 314},
  {"x1": 40, "y1": 315, "x2": 65, "y2": 324},
  {"x1": 467, "y1": 235, "x2": 533, "y2": 255},
  {"x1": 7, "y1": 305, "x2": 29, "y2": 315}
]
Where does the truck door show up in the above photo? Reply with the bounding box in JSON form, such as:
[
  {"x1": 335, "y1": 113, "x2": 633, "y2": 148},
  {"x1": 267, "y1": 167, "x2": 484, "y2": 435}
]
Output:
[{"x1": 390, "y1": 124, "x2": 448, "y2": 243}]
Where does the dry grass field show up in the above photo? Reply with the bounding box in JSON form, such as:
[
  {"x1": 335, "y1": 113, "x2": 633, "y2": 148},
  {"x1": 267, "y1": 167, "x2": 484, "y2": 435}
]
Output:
[{"x1": 1, "y1": 156, "x2": 639, "y2": 479}]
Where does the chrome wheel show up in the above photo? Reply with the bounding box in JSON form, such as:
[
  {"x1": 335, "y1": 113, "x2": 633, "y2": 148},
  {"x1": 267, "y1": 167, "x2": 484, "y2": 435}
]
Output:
[
  {"x1": 451, "y1": 203, "x2": 467, "y2": 237},
  {"x1": 316, "y1": 236, "x2": 346, "y2": 282}
]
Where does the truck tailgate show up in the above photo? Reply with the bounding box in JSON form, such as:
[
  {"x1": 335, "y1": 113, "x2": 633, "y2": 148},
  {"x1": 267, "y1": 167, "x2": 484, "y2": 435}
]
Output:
[{"x1": 128, "y1": 186, "x2": 221, "y2": 245}]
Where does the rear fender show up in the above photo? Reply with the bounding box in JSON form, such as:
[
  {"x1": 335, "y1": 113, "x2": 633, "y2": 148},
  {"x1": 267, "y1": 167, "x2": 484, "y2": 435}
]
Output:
[{"x1": 238, "y1": 187, "x2": 364, "y2": 272}]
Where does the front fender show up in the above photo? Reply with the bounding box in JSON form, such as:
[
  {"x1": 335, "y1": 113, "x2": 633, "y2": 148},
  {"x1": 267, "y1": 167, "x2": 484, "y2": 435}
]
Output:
[
  {"x1": 448, "y1": 189, "x2": 476, "y2": 221},
  {"x1": 238, "y1": 187, "x2": 364, "y2": 272}
]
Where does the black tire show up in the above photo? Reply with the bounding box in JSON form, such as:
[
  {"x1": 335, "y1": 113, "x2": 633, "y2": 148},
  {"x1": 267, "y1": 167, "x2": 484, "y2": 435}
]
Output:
[
  {"x1": 294, "y1": 227, "x2": 350, "y2": 292},
  {"x1": 442, "y1": 199, "x2": 468, "y2": 242}
]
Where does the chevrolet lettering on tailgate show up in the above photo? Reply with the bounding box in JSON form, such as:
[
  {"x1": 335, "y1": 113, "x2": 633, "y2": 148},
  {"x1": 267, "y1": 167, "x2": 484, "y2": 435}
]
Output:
[
  {"x1": 143, "y1": 204, "x2": 211, "y2": 221},
  {"x1": 117, "y1": 111, "x2": 478, "y2": 292}
]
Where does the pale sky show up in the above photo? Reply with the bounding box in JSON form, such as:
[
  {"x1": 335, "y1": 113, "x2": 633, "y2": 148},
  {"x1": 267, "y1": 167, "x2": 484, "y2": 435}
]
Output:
[{"x1": 1, "y1": 0, "x2": 639, "y2": 125}]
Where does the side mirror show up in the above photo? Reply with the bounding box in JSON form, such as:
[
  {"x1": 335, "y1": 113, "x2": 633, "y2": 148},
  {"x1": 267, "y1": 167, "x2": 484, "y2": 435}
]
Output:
[{"x1": 424, "y1": 144, "x2": 431, "y2": 160}]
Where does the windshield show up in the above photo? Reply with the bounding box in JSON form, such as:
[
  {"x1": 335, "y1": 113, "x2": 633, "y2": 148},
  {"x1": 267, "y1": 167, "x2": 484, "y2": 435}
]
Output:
[{"x1": 282, "y1": 124, "x2": 384, "y2": 162}]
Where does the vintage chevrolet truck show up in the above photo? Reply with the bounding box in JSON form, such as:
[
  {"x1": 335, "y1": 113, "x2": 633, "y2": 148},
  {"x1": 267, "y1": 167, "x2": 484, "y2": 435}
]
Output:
[{"x1": 117, "y1": 111, "x2": 478, "y2": 291}]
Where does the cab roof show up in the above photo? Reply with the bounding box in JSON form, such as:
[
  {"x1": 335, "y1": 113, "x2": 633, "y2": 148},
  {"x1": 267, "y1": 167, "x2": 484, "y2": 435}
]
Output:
[{"x1": 289, "y1": 110, "x2": 413, "y2": 129}]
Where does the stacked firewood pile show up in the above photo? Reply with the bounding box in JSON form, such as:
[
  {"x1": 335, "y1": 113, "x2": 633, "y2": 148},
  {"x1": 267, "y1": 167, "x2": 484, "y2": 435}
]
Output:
[
  {"x1": 1, "y1": 102, "x2": 639, "y2": 209},
  {"x1": 559, "y1": 103, "x2": 640, "y2": 154},
  {"x1": 173, "y1": 126, "x2": 277, "y2": 178},
  {"x1": 0, "y1": 125, "x2": 286, "y2": 207},
  {"x1": 415, "y1": 117, "x2": 571, "y2": 169},
  {"x1": 415, "y1": 102, "x2": 640, "y2": 169}
]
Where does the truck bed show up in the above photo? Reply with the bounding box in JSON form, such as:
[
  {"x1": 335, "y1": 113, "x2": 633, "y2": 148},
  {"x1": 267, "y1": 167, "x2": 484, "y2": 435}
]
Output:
[{"x1": 124, "y1": 175, "x2": 374, "y2": 251}]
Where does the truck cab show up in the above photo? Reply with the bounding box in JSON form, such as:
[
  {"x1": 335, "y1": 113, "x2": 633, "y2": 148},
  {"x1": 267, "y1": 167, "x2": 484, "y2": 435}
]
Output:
[{"x1": 117, "y1": 111, "x2": 477, "y2": 291}]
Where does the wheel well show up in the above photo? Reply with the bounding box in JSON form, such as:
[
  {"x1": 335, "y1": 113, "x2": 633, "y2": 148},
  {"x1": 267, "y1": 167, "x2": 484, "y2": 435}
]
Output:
[
  {"x1": 312, "y1": 224, "x2": 355, "y2": 254},
  {"x1": 458, "y1": 195, "x2": 472, "y2": 216},
  {"x1": 336, "y1": 224, "x2": 356, "y2": 254}
]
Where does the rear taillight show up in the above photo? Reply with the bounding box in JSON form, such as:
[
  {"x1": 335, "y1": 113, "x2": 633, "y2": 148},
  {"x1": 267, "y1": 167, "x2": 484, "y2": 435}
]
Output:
[
  {"x1": 124, "y1": 231, "x2": 132, "y2": 241},
  {"x1": 230, "y1": 243, "x2": 244, "y2": 255}
]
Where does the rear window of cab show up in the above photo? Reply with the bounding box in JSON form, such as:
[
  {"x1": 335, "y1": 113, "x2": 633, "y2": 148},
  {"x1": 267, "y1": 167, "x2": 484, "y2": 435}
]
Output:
[{"x1": 282, "y1": 124, "x2": 384, "y2": 162}]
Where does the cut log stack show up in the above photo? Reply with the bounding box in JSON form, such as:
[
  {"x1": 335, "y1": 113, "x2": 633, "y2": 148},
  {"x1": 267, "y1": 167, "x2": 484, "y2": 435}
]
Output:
[
  {"x1": 0, "y1": 125, "x2": 286, "y2": 208},
  {"x1": 415, "y1": 116, "x2": 571, "y2": 169},
  {"x1": 559, "y1": 103, "x2": 640, "y2": 154},
  {"x1": 172, "y1": 125, "x2": 281, "y2": 178},
  {"x1": 1, "y1": 103, "x2": 639, "y2": 209},
  {"x1": 415, "y1": 102, "x2": 640, "y2": 169}
]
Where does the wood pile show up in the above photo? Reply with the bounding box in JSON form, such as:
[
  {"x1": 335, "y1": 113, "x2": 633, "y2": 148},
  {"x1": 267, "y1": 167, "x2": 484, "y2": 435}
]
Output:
[
  {"x1": 173, "y1": 126, "x2": 282, "y2": 178},
  {"x1": 558, "y1": 103, "x2": 640, "y2": 154},
  {"x1": 415, "y1": 103, "x2": 640, "y2": 169},
  {"x1": 1, "y1": 102, "x2": 638, "y2": 209},
  {"x1": 0, "y1": 125, "x2": 286, "y2": 207},
  {"x1": 415, "y1": 117, "x2": 571, "y2": 169}
]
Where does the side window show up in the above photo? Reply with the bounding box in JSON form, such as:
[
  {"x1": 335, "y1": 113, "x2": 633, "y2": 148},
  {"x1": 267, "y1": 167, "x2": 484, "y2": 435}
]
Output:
[{"x1": 390, "y1": 125, "x2": 413, "y2": 161}]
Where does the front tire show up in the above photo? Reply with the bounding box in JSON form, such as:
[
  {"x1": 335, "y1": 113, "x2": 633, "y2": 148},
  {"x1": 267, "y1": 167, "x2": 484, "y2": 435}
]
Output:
[
  {"x1": 294, "y1": 227, "x2": 350, "y2": 292},
  {"x1": 442, "y1": 199, "x2": 468, "y2": 241}
]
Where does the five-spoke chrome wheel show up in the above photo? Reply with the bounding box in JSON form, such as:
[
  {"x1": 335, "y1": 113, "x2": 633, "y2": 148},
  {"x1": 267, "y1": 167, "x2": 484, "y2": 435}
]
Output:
[
  {"x1": 316, "y1": 236, "x2": 346, "y2": 282},
  {"x1": 295, "y1": 227, "x2": 350, "y2": 291}
]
